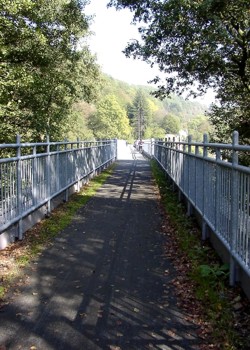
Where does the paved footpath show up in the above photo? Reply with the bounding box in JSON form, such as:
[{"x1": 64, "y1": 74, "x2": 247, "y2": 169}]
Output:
[{"x1": 0, "y1": 148, "x2": 201, "y2": 350}]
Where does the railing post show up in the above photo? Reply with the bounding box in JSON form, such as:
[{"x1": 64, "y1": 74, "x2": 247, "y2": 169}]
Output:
[
  {"x1": 215, "y1": 147, "x2": 221, "y2": 235},
  {"x1": 115, "y1": 138, "x2": 118, "y2": 160},
  {"x1": 172, "y1": 137, "x2": 176, "y2": 181},
  {"x1": 56, "y1": 143, "x2": 60, "y2": 193},
  {"x1": 33, "y1": 144, "x2": 37, "y2": 207},
  {"x1": 92, "y1": 142, "x2": 96, "y2": 176},
  {"x1": 194, "y1": 143, "x2": 199, "y2": 207},
  {"x1": 16, "y1": 135, "x2": 23, "y2": 240},
  {"x1": 230, "y1": 131, "x2": 239, "y2": 285},
  {"x1": 187, "y1": 135, "x2": 193, "y2": 216},
  {"x1": 70, "y1": 141, "x2": 74, "y2": 184},
  {"x1": 46, "y1": 135, "x2": 51, "y2": 215},
  {"x1": 64, "y1": 139, "x2": 69, "y2": 202},
  {"x1": 76, "y1": 137, "x2": 80, "y2": 192},
  {"x1": 202, "y1": 134, "x2": 208, "y2": 240}
]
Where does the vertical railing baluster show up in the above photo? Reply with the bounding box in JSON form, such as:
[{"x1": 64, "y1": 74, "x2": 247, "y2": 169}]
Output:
[
  {"x1": 194, "y1": 144, "x2": 199, "y2": 208},
  {"x1": 56, "y1": 143, "x2": 60, "y2": 193},
  {"x1": 46, "y1": 135, "x2": 51, "y2": 214},
  {"x1": 16, "y1": 135, "x2": 23, "y2": 239},
  {"x1": 215, "y1": 147, "x2": 221, "y2": 234},
  {"x1": 76, "y1": 137, "x2": 80, "y2": 192},
  {"x1": 64, "y1": 140, "x2": 69, "y2": 202},
  {"x1": 202, "y1": 134, "x2": 208, "y2": 240},
  {"x1": 33, "y1": 144, "x2": 37, "y2": 207},
  {"x1": 230, "y1": 131, "x2": 239, "y2": 285},
  {"x1": 187, "y1": 135, "x2": 192, "y2": 216}
]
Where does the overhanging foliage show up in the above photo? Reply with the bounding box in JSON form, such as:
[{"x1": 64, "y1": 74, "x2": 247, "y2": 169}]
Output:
[
  {"x1": 0, "y1": 0, "x2": 100, "y2": 142},
  {"x1": 108, "y1": 0, "x2": 250, "y2": 147}
]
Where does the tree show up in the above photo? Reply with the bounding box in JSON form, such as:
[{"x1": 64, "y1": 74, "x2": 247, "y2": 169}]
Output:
[
  {"x1": 109, "y1": 0, "x2": 249, "y2": 97},
  {"x1": 207, "y1": 78, "x2": 250, "y2": 150},
  {"x1": 108, "y1": 0, "x2": 250, "y2": 145},
  {"x1": 129, "y1": 89, "x2": 149, "y2": 139},
  {"x1": 188, "y1": 115, "x2": 212, "y2": 142},
  {"x1": 63, "y1": 101, "x2": 96, "y2": 141},
  {"x1": 144, "y1": 124, "x2": 165, "y2": 139},
  {"x1": 88, "y1": 95, "x2": 131, "y2": 139},
  {"x1": 0, "y1": 0, "x2": 100, "y2": 142},
  {"x1": 161, "y1": 114, "x2": 181, "y2": 135}
]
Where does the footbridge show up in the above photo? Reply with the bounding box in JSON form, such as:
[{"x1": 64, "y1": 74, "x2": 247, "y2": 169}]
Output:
[
  {"x1": 0, "y1": 134, "x2": 250, "y2": 298},
  {"x1": 0, "y1": 146, "x2": 203, "y2": 350}
]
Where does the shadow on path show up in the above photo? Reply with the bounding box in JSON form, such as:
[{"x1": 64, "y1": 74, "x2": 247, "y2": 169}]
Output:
[{"x1": 0, "y1": 155, "x2": 201, "y2": 350}]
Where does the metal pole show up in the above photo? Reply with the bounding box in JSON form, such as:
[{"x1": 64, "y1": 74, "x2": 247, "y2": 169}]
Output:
[
  {"x1": 202, "y1": 134, "x2": 208, "y2": 240},
  {"x1": 230, "y1": 131, "x2": 239, "y2": 285},
  {"x1": 46, "y1": 135, "x2": 51, "y2": 214},
  {"x1": 16, "y1": 135, "x2": 23, "y2": 239},
  {"x1": 64, "y1": 139, "x2": 69, "y2": 202},
  {"x1": 215, "y1": 147, "x2": 221, "y2": 233},
  {"x1": 187, "y1": 135, "x2": 192, "y2": 216},
  {"x1": 33, "y1": 143, "x2": 37, "y2": 207}
]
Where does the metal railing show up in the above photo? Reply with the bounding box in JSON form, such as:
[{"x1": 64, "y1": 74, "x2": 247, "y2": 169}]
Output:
[
  {"x1": 0, "y1": 136, "x2": 117, "y2": 240},
  {"x1": 143, "y1": 132, "x2": 250, "y2": 284}
]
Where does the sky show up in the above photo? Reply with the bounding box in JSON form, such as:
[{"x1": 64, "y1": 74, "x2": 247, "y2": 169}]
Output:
[{"x1": 85, "y1": 0, "x2": 215, "y2": 106}]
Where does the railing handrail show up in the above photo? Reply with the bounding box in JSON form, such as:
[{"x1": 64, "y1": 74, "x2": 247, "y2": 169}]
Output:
[
  {"x1": 0, "y1": 137, "x2": 116, "y2": 152},
  {"x1": 143, "y1": 132, "x2": 250, "y2": 288},
  {"x1": 0, "y1": 136, "x2": 117, "y2": 245}
]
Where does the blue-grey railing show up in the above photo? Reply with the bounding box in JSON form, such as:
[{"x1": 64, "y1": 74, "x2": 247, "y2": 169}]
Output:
[
  {"x1": 0, "y1": 136, "x2": 117, "y2": 239},
  {"x1": 143, "y1": 132, "x2": 250, "y2": 284}
]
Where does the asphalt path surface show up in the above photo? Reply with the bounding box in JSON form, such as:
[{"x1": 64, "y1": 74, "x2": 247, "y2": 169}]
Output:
[{"x1": 0, "y1": 148, "x2": 201, "y2": 350}]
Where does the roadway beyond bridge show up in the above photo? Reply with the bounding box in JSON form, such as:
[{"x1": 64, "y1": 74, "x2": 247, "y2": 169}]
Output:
[{"x1": 0, "y1": 146, "x2": 202, "y2": 350}]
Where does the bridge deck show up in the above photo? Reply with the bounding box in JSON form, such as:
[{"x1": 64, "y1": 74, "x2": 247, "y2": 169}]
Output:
[{"x1": 0, "y1": 149, "x2": 201, "y2": 349}]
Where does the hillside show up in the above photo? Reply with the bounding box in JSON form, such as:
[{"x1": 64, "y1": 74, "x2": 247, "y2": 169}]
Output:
[
  {"x1": 70, "y1": 74, "x2": 211, "y2": 142},
  {"x1": 100, "y1": 74, "x2": 207, "y2": 121}
]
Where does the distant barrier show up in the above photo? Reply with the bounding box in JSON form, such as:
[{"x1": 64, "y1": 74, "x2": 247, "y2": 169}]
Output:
[
  {"x1": 0, "y1": 136, "x2": 116, "y2": 248},
  {"x1": 143, "y1": 132, "x2": 250, "y2": 290}
]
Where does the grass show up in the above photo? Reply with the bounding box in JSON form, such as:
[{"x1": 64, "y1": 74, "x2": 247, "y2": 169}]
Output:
[
  {"x1": 0, "y1": 286, "x2": 4, "y2": 299},
  {"x1": 150, "y1": 159, "x2": 245, "y2": 349},
  {"x1": 29, "y1": 165, "x2": 115, "y2": 251},
  {"x1": 0, "y1": 164, "x2": 115, "y2": 299}
]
